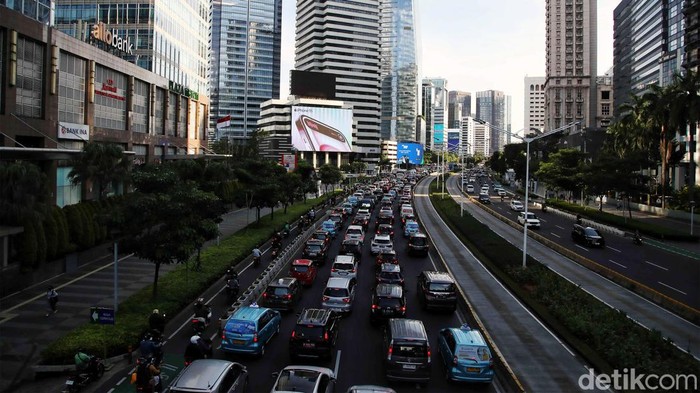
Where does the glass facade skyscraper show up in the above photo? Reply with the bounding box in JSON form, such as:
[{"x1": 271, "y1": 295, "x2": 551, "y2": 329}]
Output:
[
  {"x1": 54, "y1": 0, "x2": 210, "y2": 94},
  {"x1": 476, "y1": 90, "x2": 509, "y2": 153},
  {"x1": 379, "y1": 0, "x2": 419, "y2": 143},
  {"x1": 210, "y1": 0, "x2": 282, "y2": 141},
  {"x1": 1, "y1": 0, "x2": 52, "y2": 24}
]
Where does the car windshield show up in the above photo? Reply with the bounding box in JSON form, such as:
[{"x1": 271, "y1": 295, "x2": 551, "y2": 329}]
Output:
[
  {"x1": 407, "y1": 223, "x2": 418, "y2": 229},
  {"x1": 267, "y1": 287, "x2": 289, "y2": 296},
  {"x1": 294, "y1": 325, "x2": 323, "y2": 338},
  {"x1": 584, "y1": 228, "x2": 600, "y2": 236},
  {"x1": 274, "y1": 369, "x2": 321, "y2": 393},
  {"x1": 379, "y1": 272, "x2": 401, "y2": 280},
  {"x1": 306, "y1": 245, "x2": 321, "y2": 252},
  {"x1": 375, "y1": 238, "x2": 391, "y2": 245},
  {"x1": 323, "y1": 222, "x2": 334, "y2": 228},
  {"x1": 391, "y1": 343, "x2": 427, "y2": 357},
  {"x1": 524, "y1": 213, "x2": 536, "y2": 219},
  {"x1": 334, "y1": 263, "x2": 354, "y2": 271},
  {"x1": 410, "y1": 237, "x2": 426, "y2": 246},
  {"x1": 227, "y1": 320, "x2": 256, "y2": 335},
  {"x1": 324, "y1": 287, "x2": 349, "y2": 297},
  {"x1": 347, "y1": 229, "x2": 362, "y2": 236},
  {"x1": 429, "y1": 283, "x2": 454, "y2": 292},
  {"x1": 292, "y1": 265, "x2": 309, "y2": 273},
  {"x1": 377, "y1": 297, "x2": 402, "y2": 307}
]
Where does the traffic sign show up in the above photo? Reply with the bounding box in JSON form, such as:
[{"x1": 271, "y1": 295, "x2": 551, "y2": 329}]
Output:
[{"x1": 90, "y1": 307, "x2": 115, "y2": 325}]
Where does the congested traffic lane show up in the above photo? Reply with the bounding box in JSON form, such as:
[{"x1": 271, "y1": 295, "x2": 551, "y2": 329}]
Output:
[{"x1": 461, "y1": 176, "x2": 699, "y2": 310}]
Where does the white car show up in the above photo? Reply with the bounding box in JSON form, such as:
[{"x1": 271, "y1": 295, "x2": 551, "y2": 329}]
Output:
[
  {"x1": 357, "y1": 208, "x2": 370, "y2": 216},
  {"x1": 370, "y1": 234, "x2": 394, "y2": 255},
  {"x1": 330, "y1": 255, "x2": 358, "y2": 279},
  {"x1": 517, "y1": 212, "x2": 541, "y2": 229},
  {"x1": 496, "y1": 188, "x2": 506, "y2": 196},
  {"x1": 271, "y1": 365, "x2": 336, "y2": 393},
  {"x1": 344, "y1": 225, "x2": 365, "y2": 242},
  {"x1": 466, "y1": 184, "x2": 475, "y2": 193},
  {"x1": 510, "y1": 200, "x2": 524, "y2": 211}
]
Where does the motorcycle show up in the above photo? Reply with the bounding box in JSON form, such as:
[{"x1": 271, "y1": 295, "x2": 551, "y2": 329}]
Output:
[
  {"x1": 191, "y1": 300, "x2": 212, "y2": 335},
  {"x1": 633, "y1": 233, "x2": 643, "y2": 245},
  {"x1": 62, "y1": 356, "x2": 105, "y2": 393},
  {"x1": 225, "y1": 278, "x2": 239, "y2": 303},
  {"x1": 541, "y1": 204, "x2": 548, "y2": 213},
  {"x1": 252, "y1": 255, "x2": 261, "y2": 268}
]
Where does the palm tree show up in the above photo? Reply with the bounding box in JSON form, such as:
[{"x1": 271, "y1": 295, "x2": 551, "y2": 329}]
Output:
[
  {"x1": 0, "y1": 161, "x2": 48, "y2": 225},
  {"x1": 68, "y1": 143, "x2": 131, "y2": 201}
]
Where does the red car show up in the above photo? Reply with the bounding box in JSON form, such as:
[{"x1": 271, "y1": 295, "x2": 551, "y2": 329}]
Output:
[{"x1": 289, "y1": 259, "x2": 318, "y2": 286}]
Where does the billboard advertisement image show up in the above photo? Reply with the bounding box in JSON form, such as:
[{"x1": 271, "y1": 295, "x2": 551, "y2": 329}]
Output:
[
  {"x1": 291, "y1": 106, "x2": 353, "y2": 152},
  {"x1": 447, "y1": 131, "x2": 460, "y2": 152},
  {"x1": 396, "y1": 142, "x2": 424, "y2": 165}
]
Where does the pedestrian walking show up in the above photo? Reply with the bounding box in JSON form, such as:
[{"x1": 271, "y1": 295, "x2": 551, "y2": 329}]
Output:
[{"x1": 46, "y1": 286, "x2": 58, "y2": 316}]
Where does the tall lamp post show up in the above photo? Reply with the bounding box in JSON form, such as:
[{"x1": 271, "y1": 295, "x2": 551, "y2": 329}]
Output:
[{"x1": 691, "y1": 201, "x2": 696, "y2": 236}]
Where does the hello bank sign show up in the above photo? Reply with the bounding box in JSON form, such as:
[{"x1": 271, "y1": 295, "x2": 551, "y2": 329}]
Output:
[{"x1": 91, "y1": 22, "x2": 134, "y2": 55}]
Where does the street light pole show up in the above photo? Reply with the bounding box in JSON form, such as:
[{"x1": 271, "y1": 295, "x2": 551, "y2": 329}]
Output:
[
  {"x1": 522, "y1": 140, "x2": 531, "y2": 268},
  {"x1": 691, "y1": 201, "x2": 696, "y2": 236}
]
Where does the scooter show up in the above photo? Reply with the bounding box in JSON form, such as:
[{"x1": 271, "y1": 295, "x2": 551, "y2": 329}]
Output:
[
  {"x1": 62, "y1": 357, "x2": 105, "y2": 393},
  {"x1": 225, "y1": 278, "x2": 239, "y2": 303},
  {"x1": 633, "y1": 233, "x2": 643, "y2": 245},
  {"x1": 191, "y1": 300, "x2": 212, "y2": 335},
  {"x1": 252, "y1": 255, "x2": 261, "y2": 268}
]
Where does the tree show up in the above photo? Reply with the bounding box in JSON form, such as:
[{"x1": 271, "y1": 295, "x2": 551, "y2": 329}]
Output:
[
  {"x1": 110, "y1": 164, "x2": 224, "y2": 298},
  {"x1": 378, "y1": 156, "x2": 392, "y2": 173},
  {"x1": 294, "y1": 161, "x2": 317, "y2": 202},
  {"x1": 231, "y1": 159, "x2": 285, "y2": 222},
  {"x1": 68, "y1": 142, "x2": 131, "y2": 201},
  {"x1": 317, "y1": 164, "x2": 342, "y2": 199},
  {"x1": 278, "y1": 172, "x2": 303, "y2": 214},
  {"x1": 582, "y1": 150, "x2": 648, "y2": 213},
  {"x1": 502, "y1": 143, "x2": 527, "y2": 181},
  {"x1": 672, "y1": 70, "x2": 700, "y2": 186},
  {"x1": 535, "y1": 149, "x2": 586, "y2": 198},
  {"x1": 0, "y1": 161, "x2": 48, "y2": 225},
  {"x1": 488, "y1": 151, "x2": 506, "y2": 176}
]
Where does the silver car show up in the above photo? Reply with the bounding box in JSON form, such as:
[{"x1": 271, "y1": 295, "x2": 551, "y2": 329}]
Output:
[
  {"x1": 370, "y1": 234, "x2": 394, "y2": 255},
  {"x1": 321, "y1": 277, "x2": 356, "y2": 314}
]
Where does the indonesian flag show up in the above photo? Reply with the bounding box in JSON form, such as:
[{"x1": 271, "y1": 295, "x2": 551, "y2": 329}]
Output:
[{"x1": 216, "y1": 115, "x2": 231, "y2": 129}]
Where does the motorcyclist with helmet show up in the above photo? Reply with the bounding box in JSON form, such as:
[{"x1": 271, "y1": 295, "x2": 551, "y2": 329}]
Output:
[
  {"x1": 252, "y1": 246, "x2": 262, "y2": 267},
  {"x1": 193, "y1": 298, "x2": 211, "y2": 327},
  {"x1": 148, "y1": 309, "x2": 166, "y2": 335},
  {"x1": 74, "y1": 348, "x2": 96, "y2": 376}
]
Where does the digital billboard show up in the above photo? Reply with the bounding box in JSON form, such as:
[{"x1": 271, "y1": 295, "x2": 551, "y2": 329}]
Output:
[
  {"x1": 396, "y1": 142, "x2": 424, "y2": 165},
  {"x1": 291, "y1": 106, "x2": 353, "y2": 152},
  {"x1": 447, "y1": 131, "x2": 460, "y2": 151},
  {"x1": 290, "y1": 70, "x2": 336, "y2": 99}
]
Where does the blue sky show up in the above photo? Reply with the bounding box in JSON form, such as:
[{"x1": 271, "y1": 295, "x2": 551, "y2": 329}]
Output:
[{"x1": 279, "y1": 0, "x2": 620, "y2": 132}]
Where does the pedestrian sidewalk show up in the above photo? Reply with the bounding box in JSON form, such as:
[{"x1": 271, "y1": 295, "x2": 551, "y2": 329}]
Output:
[{"x1": 0, "y1": 207, "x2": 270, "y2": 393}]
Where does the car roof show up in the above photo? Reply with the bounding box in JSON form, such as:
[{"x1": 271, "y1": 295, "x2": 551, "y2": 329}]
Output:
[
  {"x1": 297, "y1": 308, "x2": 332, "y2": 325},
  {"x1": 231, "y1": 305, "x2": 270, "y2": 321},
  {"x1": 293, "y1": 259, "x2": 314, "y2": 266},
  {"x1": 374, "y1": 234, "x2": 391, "y2": 240},
  {"x1": 375, "y1": 283, "x2": 403, "y2": 297},
  {"x1": 422, "y1": 270, "x2": 455, "y2": 283},
  {"x1": 326, "y1": 276, "x2": 353, "y2": 287},
  {"x1": 449, "y1": 325, "x2": 488, "y2": 347},
  {"x1": 346, "y1": 385, "x2": 397, "y2": 393},
  {"x1": 279, "y1": 365, "x2": 335, "y2": 378},
  {"x1": 347, "y1": 225, "x2": 363, "y2": 231},
  {"x1": 268, "y1": 277, "x2": 297, "y2": 287},
  {"x1": 334, "y1": 255, "x2": 355, "y2": 264},
  {"x1": 380, "y1": 263, "x2": 401, "y2": 272},
  {"x1": 388, "y1": 318, "x2": 427, "y2": 340},
  {"x1": 171, "y1": 359, "x2": 239, "y2": 389},
  {"x1": 306, "y1": 239, "x2": 324, "y2": 245},
  {"x1": 409, "y1": 232, "x2": 427, "y2": 239}
]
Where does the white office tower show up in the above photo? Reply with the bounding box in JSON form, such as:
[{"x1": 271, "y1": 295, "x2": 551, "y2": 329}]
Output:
[
  {"x1": 524, "y1": 76, "x2": 546, "y2": 134},
  {"x1": 295, "y1": 0, "x2": 381, "y2": 161},
  {"x1": 475, "y1": 90, "x2": 507, "y2": 152},
  {"x1": 462, "y1": 116, "x2": 490, "y2": 158},
  {"x1": 544, "y1": 0, "x2": 597, "y2": 130}
]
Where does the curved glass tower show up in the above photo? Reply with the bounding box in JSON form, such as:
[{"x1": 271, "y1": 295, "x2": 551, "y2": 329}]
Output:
[{"x1": 380, "y1": 0, "x2": 419, "y2": 142}]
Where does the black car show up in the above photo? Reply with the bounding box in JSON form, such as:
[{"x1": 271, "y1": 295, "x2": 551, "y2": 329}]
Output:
[
  {"x1": 311, "y1": 230, "x2": 331, "y2": 247},
  {"x1": 376, "y1": 263, "x2": 405, "y2": 287},
  {"x1": 375, "y1": 214, "x2": 394, "y2": 228},
  {"x1": 376, "y1": 223, "x2": 394, "y2": 239},
  {"x1": 262, "y1": 277, "x2": 301, "y2": 312},
  {"x1": 417, "y1": 271, "x2": 457, "y2": 312},
  {"x1": 375, "y1": 250, "x2": 399, "y2": 269},
  {"x1": 407, "y1": 233, "x2": 429, "y2": 256},
  {"x1": 329, "y1": 213, "x2": 344, "y2": 230},
  {"x1": 370, "y1": 284, "x2": 406, "y2": 324},
  {"x1": 478, "y1": 194, "x2": 491, "y2": 204},
  {"x1": 340, "y1": 239, "x2": 363, "y2": 258},
  {"x1": 302, "y1": 239, "x2": 329, "y2": 265},
  {"x1": 571, "y1": 224, "x2": 606, "y2": 248},
  {"x1": 289, "y1": 308, "x2": 340, "y2": 360},
  {"x1": 353, "y1": 214, "x2": 371, "y2": 230}
]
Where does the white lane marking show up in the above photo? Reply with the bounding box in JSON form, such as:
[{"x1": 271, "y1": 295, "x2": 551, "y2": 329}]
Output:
[
  {"x1": 334, "y1": 350, "x2": 342, "y2": 377},
  {"x1": 550, "y1": 233, "x2": 561, "y2": 238},
  {"x1": 644, "y1": 261, "x2": 669, "y2": 271},
  {"x1": 658, "y1": 281, "x2": 687, "y2": 296},
  {"x1": 608, "y1": 260, "x2": 627, "y2": 269},
  {"x1": 574, "y1": 244, "x2": 589, "y2": 252},
  {"x1": 555, "y1": 225, "x2": 566, "y2": 230},
  {"x1": 607, "y1": 246, "x2": 622, "y2": 253},
  {"x1": 116, "y1": 376, "x2": 126, "y2": 385},
  {"x1": 107, "y1": 389, "x2": 115, "y2": 393}
]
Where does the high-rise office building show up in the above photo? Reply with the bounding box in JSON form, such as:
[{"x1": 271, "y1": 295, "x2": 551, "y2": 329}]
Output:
[
  {"x1": 1, "y1": 0, "x2": 52, "y2": 23},
  {"x1": 210, "y1": 0, "x2": 282, "y2": 142},
  {"x1": 422, "y1": 78, "x2": 448, "y2": 150},
  {"x1": 54, "y1": 0, "x2": 211, "y2": 95},
  {"x1": 613, "y1": 0, "x2": 684, "y2": 115},
  {"x1": 544, "y1": 0, "x2": 597, "y2": 130},
  {"x1": 684, "y1": 0, "x2": 700, "y2": 71},
  {"x1": 524, "y1": 76, "x2": 546, "y2": 134},
  {"x1": 295, "y1": 0, "x2": 381, "y2": 160},
  {"x1": 448, "y1": 91, "x2": 471, "y2": 129},
  {"x1": 379, "y1": 0, "x2": 419, "y2": 143},
  {"x1": 475, "y1": 90, "x2": 508, "y2": 153}
]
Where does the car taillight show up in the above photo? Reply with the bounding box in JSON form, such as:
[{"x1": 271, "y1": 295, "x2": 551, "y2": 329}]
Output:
[
  {"x1": 324, "y1": 332, "x2": 329, "y2": 341},
  {"x1": 342, "y1": 298, "x2": 350, "y2": 303},
  {"x1": 262, "y1": 292, "x2": 268, "y2": 298},
  {"x1": 291, "y1": 331, "x2": 296, "y2": 339},
  {"x1": 331, "y1": 268, "x2": 336, "y2": 272},
  {"x1": 253, "y1": 334, "x2": 258, "y2": 343},
  {"x1": 371, "y1": 304, "x2": 378, "y2": 309},
  {"x1": 400, "y1": 306, "x2": 406, "y2": 312},
  {"x1": 351, "y1": 268, "x2": 356, "y2": 273},
  {"x1": 286, "y1": 294, "x2": 292, "y2": 299},
  {"x1": 191, "y1": 319, "x2": 198, "y2": 323},
  {"x1": 453, "y1": 356, "x2": 459, "y2": 365},
  {"x1": 387, "y1": 346, "x2": 393, "y2": 360},
  {"x1": 322, "y1": 296, "x2": 329, "y2": 302},
  {"x1": 427, "y1": 346, "x2": 432, "y2": 363}
]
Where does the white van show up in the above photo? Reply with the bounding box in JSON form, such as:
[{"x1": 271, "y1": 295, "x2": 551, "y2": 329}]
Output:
[{"x1": 400, "y1": 205, "x2": 414, "y2": 220}]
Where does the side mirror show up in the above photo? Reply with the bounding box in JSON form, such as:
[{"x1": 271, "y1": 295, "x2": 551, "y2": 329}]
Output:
[{"x1": 271, "y1": 372, "x2": 279, "y2": 379}]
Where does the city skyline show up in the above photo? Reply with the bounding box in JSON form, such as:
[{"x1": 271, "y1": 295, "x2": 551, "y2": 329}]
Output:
[{"x1": 280, "y1": 0, "x2": 619, "y2": 136}]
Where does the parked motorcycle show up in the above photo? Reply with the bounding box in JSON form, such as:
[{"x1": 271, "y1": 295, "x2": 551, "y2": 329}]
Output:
[{"x1": 62, "y1": 356, "x2": 105, "y2": 393}]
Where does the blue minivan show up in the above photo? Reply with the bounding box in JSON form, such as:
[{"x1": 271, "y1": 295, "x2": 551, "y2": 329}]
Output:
[
  {"x1": 437, "y1": 324, "x2": 494, "y2": 383},
  {"x1": 220, "y1": 305, "x2": 282, "y2": 357}
]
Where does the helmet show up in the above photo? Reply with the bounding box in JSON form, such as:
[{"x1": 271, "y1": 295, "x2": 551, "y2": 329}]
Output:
[
  {"x1": 190, "y1": 335, "x2": 200, "y2": 344},
  {"x1": 152, "y1": 309, "x2": 159, "y2": 314}
]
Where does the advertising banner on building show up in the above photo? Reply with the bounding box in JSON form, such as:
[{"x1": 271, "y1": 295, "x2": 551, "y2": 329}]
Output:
[
  {"x1": 281, "y1": 154, "x2": 297, "y2": 171},
  {"x1": 58, "y1": 122, "x2": 90, "y2": 141},
  {"x1": 396, "y1": 142, "x2": 424, "y2": 165},
  {"x1": 447, "y1": 131, "x2": 460, "y2": 152},
  {"x1": 291, "y1": 106, "x2": 353, "y2": 152}
]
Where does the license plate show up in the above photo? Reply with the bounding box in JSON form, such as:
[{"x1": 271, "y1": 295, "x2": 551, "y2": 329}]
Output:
[
  {"x1": 303, "y1": 343, "x2": 315, "y2": 348},
  {"x1": 383, "y1": 309, "x2": 392, "y2": 315},
  {"x1": 232, "y1": 340, "x2": 245, "y2": 345},
  {"x1": 467, "y1": 367, "x2": 480, "y2": 372},
  {"x1": 65, "y1": 380, "x2": 74, "y2": 385},
  {"x1": 402, "y1": 364, "x2": 417, "y2": 370}
]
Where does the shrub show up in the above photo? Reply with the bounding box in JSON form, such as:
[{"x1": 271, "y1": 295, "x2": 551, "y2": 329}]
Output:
[
  {"x1": 43, "y1": 209, "x2": 59, "y2": 260},
  {"x1": 18, "y1": 218, "x2": 38, "y2": 270},
  {"x1": 53, "y1": 206, "x2": 72, "y2": 255},
  {"x1": 35, "y1": 219, "x2": 47, "y2": 265},
  {"x1": 64, "y1": 205, "x2": 85, "y2": 250}
]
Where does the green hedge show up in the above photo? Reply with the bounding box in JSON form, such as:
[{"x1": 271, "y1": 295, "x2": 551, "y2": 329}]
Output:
[
  {"x1": 429, "y1": 182, "x2": 700, "y2": 388},
  {"x1": 40, "y1": 196, "x2": 331, "y2": 365}
]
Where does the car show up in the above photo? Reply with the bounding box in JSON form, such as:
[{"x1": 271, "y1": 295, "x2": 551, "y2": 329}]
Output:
[
  {"x1": 370, "y1": 284, "x2": 406, "y2": 323},
  {"x1": 346, "y1": 386, "x2": 396, "y2": 393},
  {"x1": 360, "y1": 197, "x2": 375, "y2": 209},
  {"x1": 342, "y1": 202, "x2": 354, "y2": 216},
  {"x1": 303, "y1": 239, "x2": 329, "y2": 265},
  {"x1": 510, "y1": 200, "x2": 524, "y2": 211},
  {"x1": 321, "y1": 277, "x2": 356, "y2": 314},
  {"x1": 403, "y1": 221, "x2": 420, "y2": 237},
  {"x1": 262, "y1": 277, "x2": 302, "y2": 312},
  {"x1": 340, "y1": 239, "x2": 363, "y2": 258},
  {"x1": 329, "y1": 213, "x2": 344, "y2": 229},
  {"x1": 289, "y1": 308, "x2": 340, "y2": 360},
  {"x1": 466, "y1": 184, "x2": 475, "y2": 193},
  {"x1": 376, "y1": 223, "x2": 394, "y2": 239},
  {"x1": 289, "y1": 259, "x2": 317, "y2": 287},
  {"x1": 344, "y1": 225, "x2": 365, "y2": 242},
  {"x1": 417, "y1": 271, "x2": 457, "y2": 312},
  {"x1": 347, "y1": 196, "x2": 359, "y2": 207},
  {"x1": 357, "y1": 208, "x2": 371, "y2": 216},
  {"x1": 517, "y1": 212, "x2": 541, "y2": 229},
  {"x1": 383, "y1": 319, "x2": 431, "y2": 382},
  {"x1": 437, "y1": 324, "x2": 495, "y2": 383},
  {"x1": 375, "y1": 250, "x2": 399, "y2": 268},
  {"x1": 321, "y1": 220, "x2": 338, "y2": 237},
  {"x1": 480, "y1": 185, "x2": 489, "y2": 194},
  {"x1": 311, "y1": 230, "x2": 331, "y2": 246},
  {"x1": 401, "y1": 213, "x2": 416, "y2": 227},
  {"x1": 375, "y1": 263, "x2": 405, "y2": 287},
  {"x1": 496, "y1": 188, "x2": 507, "y2": 196},
  {"x1": 407, "y1": 233, "x2": 429, "y2": 256},
  {"x1": 370, "y1": 234, "x2": 394, "y2": 255},
  {"x1": 478, "y1": 194, "x2": 491, "y2": 204},
  {"x1": 571, "y1": 224, "x2": 606, "y2": 248},
  {"x1": 220, "y1": 305, "x2": 281, "y2": 356},
  {"x1": 332, "y1": 207, "x2": 346, "y2": 220},
  {"x1": 399, "y1": 205, "x2": 414, "y2": 220},
  {"x1": 168, "y1": 359, "x2": 248, "y2": 393},
  {"x1": 330, "y1": 255, "x2": 358, "y2": 279},
  {"x1": 375, "y1": 214, "x2": 394, "y2": 228},
  {"x1": 271, "y1": 365, "x2": 336, "y2": 393}
]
